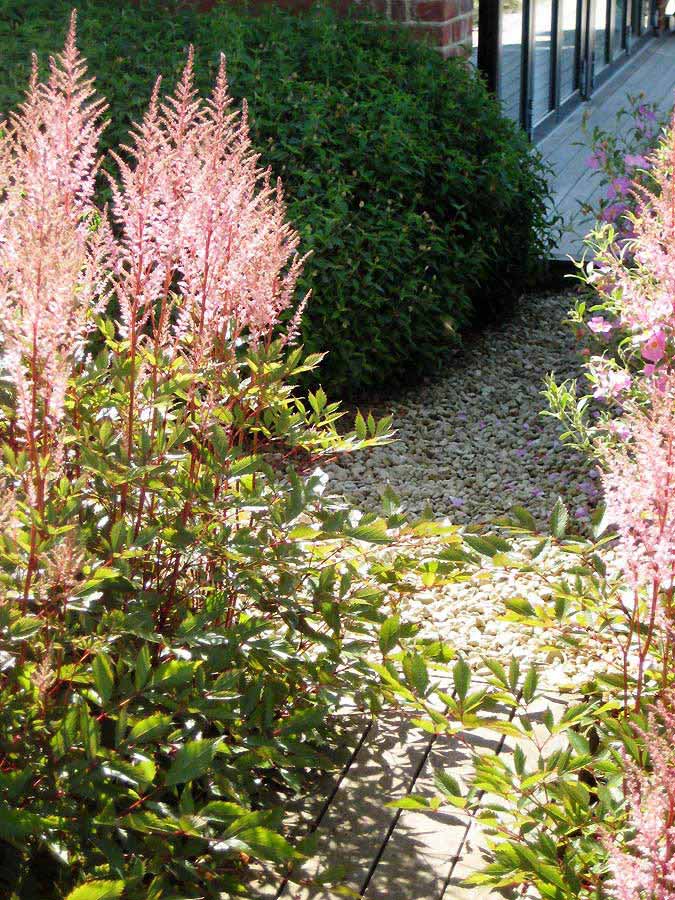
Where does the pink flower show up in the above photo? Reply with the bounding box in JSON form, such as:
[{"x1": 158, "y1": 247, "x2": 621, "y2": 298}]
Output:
[
  {"x1": 0, "y1": 12, "x2": 111, "y2": 459},
  {"x1": 601, "y1": 202, "x2": 629, "y2": 223},
  {"x1": 592, "y1": 366, "x2": 632, "y2": 399},
  {"x1": 602, "y1": 377, "x2": 675, "y2": 591},
  {"x1": 607, "y1": 176, "x2": 632, "y2": 199},
  {"x1": 586, "y1": 146, "x2": 607, "y2": 170},
  {"x1": 637, "y1": 103, "x2": 657, "y2": 123},
  {"x1": 586, "y1": 147, "x2": 608, "y2": 170},
  {"x1": 588, "y1": 315, "x2": 614, "y2": 335},
  {"x1": 624, "y1": 153, "x2": 649, "y2": 169},
  {"x1": 608, "y1": 419, "x2": 631, "y2": 440},
  {"x1": 604, "y1": 695, "x2": 675, "y2": 900},
  {"x1": 642, "y1": 329, "x2": 667, "y2": 363},
  {"x1": 107, "y1": 48, "x2": 306, "y2": 365}
]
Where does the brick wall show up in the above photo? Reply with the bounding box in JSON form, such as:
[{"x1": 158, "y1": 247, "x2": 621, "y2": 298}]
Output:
[
  {"x1": 193, "y1": 0, "x2": 474, "y2": 58},
  {"x1": 373, "y1": 0, "x2": 473, "y2": 58}
]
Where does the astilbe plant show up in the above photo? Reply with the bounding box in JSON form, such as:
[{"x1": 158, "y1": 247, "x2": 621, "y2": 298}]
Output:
[
  {"x1": 0, "y1": 15, "x2": 417, "y2": 899},
  {"x1": 539, "y1": 118, "x2": 675, "y2": 900},
  {"x1": 599, "y1": 376, "x2": 675, "y2": 707},
  {"x1": 604, "y1": 695, "x2": 675, "y2": 900}
]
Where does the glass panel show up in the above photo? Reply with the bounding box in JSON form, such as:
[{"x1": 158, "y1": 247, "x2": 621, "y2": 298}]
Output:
[
  {"x1": 559, "y1": 0, "x2": 579, "y2": 101},
  {"x1": 595, "y1": 0, "x2": 609, "y2": 75},
  {"x1": 500, "y1": 0, "x2": 524, "y2": 122},
  {"x1": 532, "y1": 0, "x2": 553, "y2": 124},
  {"x1": 642, "y1": 0, "x2": 652, "y2": 32},
  {"x1": 470, "y1": 0, "x2": 478, "y2": 65},
  {"x1": 613, "y1": 0, "x2": 626, "y2": 57}
]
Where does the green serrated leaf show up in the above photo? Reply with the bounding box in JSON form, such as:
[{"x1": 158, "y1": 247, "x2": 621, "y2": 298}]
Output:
[
  {"x1": 379, "y1": 615, "x2": 400, "y2": 655},
  {"x1": 550, "y1": 497, "x2": 569, "y2": 539},
  {"x1": 238, "y1": 826, "x2": 299, "y2": 863},
  {"x1": 134, "y1": 645, "x2": 151, "y2": 691},
  {"x1": 522, "y1": 667, "x2": 539, "y2": 704},
  {"x1": 92, "y1": 653, "x2": 114, "y2": 703},
  {"x1": 127, "y1": 713, "x2": 172, "y2": 745},
  {"x1": 453, "y1": 658, "x2": 471, "y2": 701},
  {"x1": 64, "y1": 880, "x2": 125, "y2": 900},
  {"x1": 165, "y1": 740, "x2": 216, "y2": 786}
]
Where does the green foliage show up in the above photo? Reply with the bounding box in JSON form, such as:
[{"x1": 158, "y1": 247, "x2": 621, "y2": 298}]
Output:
[
  {"x1": 0, "y1": 324, "x2": 414, "y2": 898},
  {"x1": 0, "y1": 0, "x2": 555, "y2": 394},
  {"x1": 372, "y1": 499, "x2": 671, "y2": 900}
]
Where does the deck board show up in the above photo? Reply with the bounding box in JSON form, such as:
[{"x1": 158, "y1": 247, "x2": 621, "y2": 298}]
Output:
[
  {"x1": 362, "y1": 729, "x2": 501, "y2": 900},
  {"x1": 276, "y1": 712, "x2": 436, "y2": 899},
  {"x1": 540, "y1": 33, "x2": 675, "y2": 260},
  {"x1": 263, "y1": 680, "x2": 573, "y2": 900}
]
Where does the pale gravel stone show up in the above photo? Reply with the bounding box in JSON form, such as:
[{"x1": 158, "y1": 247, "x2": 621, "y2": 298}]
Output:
[
  {"x1": 326, "y1": 291, "x2": 597, "y2": 527},
  {"x1": 327, "y1": 291, "x2": 626, "y2": 690}
]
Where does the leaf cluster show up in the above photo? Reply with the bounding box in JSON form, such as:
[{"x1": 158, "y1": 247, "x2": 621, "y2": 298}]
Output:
[{"x1": 0, "y1": 336, "x2": 407, "y2": 899}]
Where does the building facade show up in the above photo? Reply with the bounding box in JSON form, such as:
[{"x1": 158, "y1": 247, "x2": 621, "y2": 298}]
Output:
[
  {"x1": 475, "y1": 0, "x2": 662, "y2": 140},
  {"x1": 195, "y1": 0, "x2": 664, "y2": 138}
]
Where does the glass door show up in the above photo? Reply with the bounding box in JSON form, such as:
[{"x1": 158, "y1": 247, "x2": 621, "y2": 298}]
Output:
[
  {"x1": 476, "y1": 0, "x2": 657, "y2": 140},
  {"x1": 499, "y1": 0, "x2": 526, "y2": 123},
  {"x1": 532, "y1": 0, "x2": 554, "y2": 126}
]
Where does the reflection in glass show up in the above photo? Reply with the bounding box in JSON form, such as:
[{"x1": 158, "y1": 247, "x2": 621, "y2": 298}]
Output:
[
  {"x1": 532, "y1": 0, "x2": 553, "y2": 124},
  {"x1": 595, "y1": 0, "x2": 609, "y2": 75},
  {"x1": 470, "y1": 0, "x2": 478, "y2": 66},
  {"x1": 642, "y1": 0, "x2": 652, "y2": 32},
  {"x1": 559, "y1": 0, "x2": 579, "y2": 101},
  {"x1": 613, "y1": 0, "x2": 625, "y2": 57},
  {"x1": 499, "y1": 0, "x2": 524, "y2": 122}
]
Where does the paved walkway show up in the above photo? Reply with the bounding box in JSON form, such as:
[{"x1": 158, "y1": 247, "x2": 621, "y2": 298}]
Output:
[
  {"x1": 541, "y1": 31, "x2": 675, "y2": 259},
  {"x1": 250, "y1": 687, "x2": 568, "y2": 900}
]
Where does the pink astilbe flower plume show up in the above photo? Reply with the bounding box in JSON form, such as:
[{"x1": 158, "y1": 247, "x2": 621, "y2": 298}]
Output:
[
  {"x1": 109, "y1": 50, "x2": 308, "y2": 368},
  {"x1": 0, "y1": 11, "x2": 111, "y2": 462},
  {"x1": 604, "y1": 694, "x2": 675, "y2": 900},
  {"x1": 171, "y1": 53, "x2": 309, "y2": 359},
  {"x1": 601, "y1": 374, "x2": 675, "y2": 596},
  {"x1": 593, "y1": 111, "x2": 675, "y2": 354}
]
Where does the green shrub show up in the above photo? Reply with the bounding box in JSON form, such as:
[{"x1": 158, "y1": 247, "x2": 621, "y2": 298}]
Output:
[{"x1": 0, "y1": 0, "x2": 555, "y2": 394}]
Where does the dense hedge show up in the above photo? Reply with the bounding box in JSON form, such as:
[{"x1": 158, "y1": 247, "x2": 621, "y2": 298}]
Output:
[{"x1": 0, "y1": 0, "x2": 555, "y2": 394}]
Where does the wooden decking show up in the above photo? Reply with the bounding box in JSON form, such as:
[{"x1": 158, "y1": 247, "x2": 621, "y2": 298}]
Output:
[
  {"x1": 540, "y1": 31, "x2": 675, "y2": 260},
  {"x1": 250, "y1": 689, "x2": 569, "y2": 900}
]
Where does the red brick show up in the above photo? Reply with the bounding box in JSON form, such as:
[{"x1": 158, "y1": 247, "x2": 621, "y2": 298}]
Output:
[
  {"x1": 403, "y1": 21, "x2": 454, "y2": 45},
  {"x1": 414, "y1": 0, "x2": 458, "y2": 22},
  {"x1": 184, "y1": 0, "x2": 476, "y2": 56},
  {"x1": 389, "y1": 0, "x2": 412, "y2": 21},
  {"x1": 439, "y1": 40, "x2": 471, "y2": 58},
  {"x1": 450, "y1": 16, "x2": 471, "y2": 41}
]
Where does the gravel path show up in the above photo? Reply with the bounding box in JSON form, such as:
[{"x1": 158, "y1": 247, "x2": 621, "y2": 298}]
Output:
[
  {"x1": 327, "y1": 291, "x2": 621, "y2": 690},
  {"x1": 326, "y1": 291, "x2": 598, "y2": 527}
]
